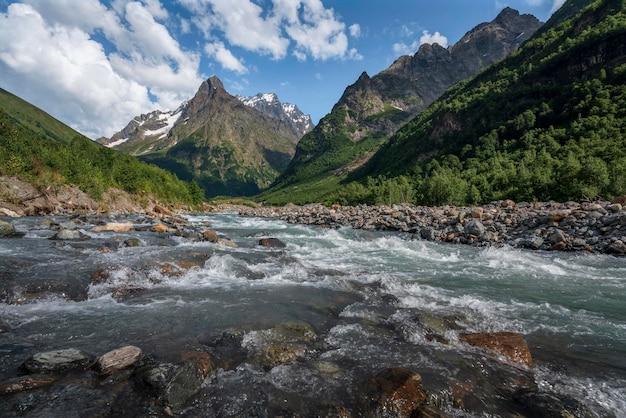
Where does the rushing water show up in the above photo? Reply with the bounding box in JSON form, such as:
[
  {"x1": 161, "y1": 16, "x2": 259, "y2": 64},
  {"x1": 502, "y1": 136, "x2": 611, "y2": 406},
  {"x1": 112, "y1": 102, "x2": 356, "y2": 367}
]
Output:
[{"x1": 1, "y1": 212, "x2": 625, "y2": 416}]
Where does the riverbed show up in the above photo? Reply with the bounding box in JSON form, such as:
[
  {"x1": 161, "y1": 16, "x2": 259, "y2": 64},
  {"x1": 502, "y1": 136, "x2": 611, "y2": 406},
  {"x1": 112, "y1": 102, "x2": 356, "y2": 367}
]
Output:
[{"x1": 0, "y1": 212, "x2": 624, "y2": 416}]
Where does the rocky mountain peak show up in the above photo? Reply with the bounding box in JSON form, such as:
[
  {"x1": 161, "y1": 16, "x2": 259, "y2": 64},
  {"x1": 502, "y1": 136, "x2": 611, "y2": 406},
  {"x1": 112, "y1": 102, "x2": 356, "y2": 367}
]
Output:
[{"x1": 236, "y1": 92, "x2": 313, "y2": 137}]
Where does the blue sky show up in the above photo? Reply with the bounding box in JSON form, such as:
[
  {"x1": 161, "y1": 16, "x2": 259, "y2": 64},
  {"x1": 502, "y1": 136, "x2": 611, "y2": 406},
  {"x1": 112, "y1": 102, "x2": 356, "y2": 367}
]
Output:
[{"x1": 0, "y1": 0, "x2": 565, "y2": 139}]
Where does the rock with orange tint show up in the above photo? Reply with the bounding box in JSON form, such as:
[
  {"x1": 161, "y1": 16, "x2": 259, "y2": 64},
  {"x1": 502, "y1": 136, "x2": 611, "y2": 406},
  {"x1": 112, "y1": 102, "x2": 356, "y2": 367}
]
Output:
[
  {"x1": 151, "y1": 223, "x2": 169, "y2": 233},
  {"x1": 91, "y1": 222, "x2": 134, "y2": 232},
  {"x1": 357, "y1": 367, "x2": 427, "y2": 417},
  {"x1": 461, "y1": 332, "x2": 532, "y2": 366}
]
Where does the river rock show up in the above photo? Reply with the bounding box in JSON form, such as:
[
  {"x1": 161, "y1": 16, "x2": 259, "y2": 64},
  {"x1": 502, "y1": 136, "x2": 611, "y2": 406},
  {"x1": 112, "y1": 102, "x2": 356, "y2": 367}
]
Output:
[
  {"x1": 606, "y1": 239, "x2": 626, "y2": 255},
  {"x1": 180, "y1": 351, "x2": 214, "y2": 378},
  {"x1": 258, "y1": 237, "x2": 286, "y2": 248},
  {"x1": 461, "y1": 332, "x2": 532, "y2": 367},
  {"x1": 513, "y1": 388, "x2": 599, "y2": 418},
  {"x1": 151, "y1": 223, "x2": 169, "y2": 233},
  {"x1": 91, "y1": 222, "x2": 134, "y2": 233},
  {"x1": 51, "y1": 229, "x2": 85, "y2": 240},
  {"x1": 464, "y1": 219, "x2": 485, "y2": 237},
  {"x1": 96, "y1": 345, "x2": 142, "y2": 375},
  {"x1": 357, "y1": 367, "x2": 427, "y2": 417},
  {"x1": 0, "y1": 219, "x2": 16, "y2": 237},
  {"x1": 217, "y1": 237, "x2": 238, "y2": 248},
  {"x1": 154, "y1": 204, "x2": 173, "y2": 217},
  {"x1": 0, "y1": 374, "x2": 60, "y2": 395},
  {"x1": 136, "y1": 360, "x2": 205, "y2": 410},
  {"x1": 19, "y1": 348, "x2": 94, "y2": 374},
  {"x1": 122, "y1": 238, "x2": 143, "y2": 247},
  {"x1": 201, "y1": 230, "x2": 219, "y2": 242}
]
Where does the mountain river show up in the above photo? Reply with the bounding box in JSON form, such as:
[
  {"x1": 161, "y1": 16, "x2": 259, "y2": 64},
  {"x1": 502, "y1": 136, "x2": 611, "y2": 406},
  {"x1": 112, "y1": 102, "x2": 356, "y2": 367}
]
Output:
[{"x1": 0, "y1": 212, "x2": 625, "y2": 417}]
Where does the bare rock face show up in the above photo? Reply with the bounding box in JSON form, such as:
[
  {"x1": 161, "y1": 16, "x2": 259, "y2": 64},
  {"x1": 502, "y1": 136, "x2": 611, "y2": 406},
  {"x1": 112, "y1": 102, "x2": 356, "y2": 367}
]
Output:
[{"x1": 461, "y1": 332, "x2": 533, "y2": 367}]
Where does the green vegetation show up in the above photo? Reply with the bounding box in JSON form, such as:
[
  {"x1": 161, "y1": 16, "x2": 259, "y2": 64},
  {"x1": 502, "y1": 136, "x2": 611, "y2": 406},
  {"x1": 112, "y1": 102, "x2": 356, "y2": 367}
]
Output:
[
  {"x1": 0, "y1": 88, "x2": 204, "y2": 206},
  {"x1": 269, "y1": 0, "x2": 626, "y2": 207}
]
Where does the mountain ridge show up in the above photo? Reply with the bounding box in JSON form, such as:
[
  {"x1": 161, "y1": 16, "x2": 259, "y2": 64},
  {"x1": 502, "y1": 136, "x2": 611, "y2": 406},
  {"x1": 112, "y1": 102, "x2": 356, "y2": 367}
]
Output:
[
  {"x1": 341, "y1": 0, "x2": 624, "y2": 206},
  {"x1": 262, "y1": 7, "x2": 544, "y2": 203}
]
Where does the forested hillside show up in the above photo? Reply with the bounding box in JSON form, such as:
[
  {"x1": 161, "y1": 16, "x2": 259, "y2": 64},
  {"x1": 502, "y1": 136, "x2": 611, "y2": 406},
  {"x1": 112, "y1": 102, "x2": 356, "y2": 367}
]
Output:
[
  {"x1": 0, "y1": 88, "x2": 203, "y2": 206},
  {"x1": 318, "y1": 0, "x2": 626, "y2": 206}
]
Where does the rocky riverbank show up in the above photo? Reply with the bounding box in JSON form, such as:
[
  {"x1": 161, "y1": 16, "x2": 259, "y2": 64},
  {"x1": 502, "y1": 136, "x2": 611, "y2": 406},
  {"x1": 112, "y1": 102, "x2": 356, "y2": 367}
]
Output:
[
  {"x1": 231, "y1": 197, "x2": 626, "y2": 256},
  {"x1": 0, "y1": 176, "x2": 190, "y2": 217}
]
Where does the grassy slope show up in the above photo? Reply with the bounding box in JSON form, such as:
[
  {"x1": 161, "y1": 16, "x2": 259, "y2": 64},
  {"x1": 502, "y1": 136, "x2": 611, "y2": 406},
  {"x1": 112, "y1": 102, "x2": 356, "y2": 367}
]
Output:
[{"x1": 0, "y1": 88, "x2": 203, "y2": 206}]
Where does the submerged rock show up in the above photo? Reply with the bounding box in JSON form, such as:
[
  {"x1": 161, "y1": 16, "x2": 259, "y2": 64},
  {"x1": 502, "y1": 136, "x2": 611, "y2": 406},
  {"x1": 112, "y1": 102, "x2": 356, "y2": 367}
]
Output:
[
  {"x1": 513, "y1": 388, "x2": 600, "y2": 418},
  {"x1": 0, "y1": 374, "x2": 60, "y2": 395},
  {"x1": 461, "y1": 332, "x2": 532, "y2": 367},
  {"x1": 258, "y1": 237, "x2": 287, "y2": 248},
  {"x1": 19, "y1": 348, "x2": 94, "y2": 375},
  {"x1": 357, "y1": 367, "x2": 427, "y2": 417},
  {"x1": 136, "y1": 360, "x2": 205, "y2": 410}
]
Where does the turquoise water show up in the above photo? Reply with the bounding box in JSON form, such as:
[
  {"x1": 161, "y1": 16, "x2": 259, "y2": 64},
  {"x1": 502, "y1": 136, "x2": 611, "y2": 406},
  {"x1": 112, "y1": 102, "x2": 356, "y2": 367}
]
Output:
[{"x1": 1, "y1": 212, "x2": 625, "y2": 416}]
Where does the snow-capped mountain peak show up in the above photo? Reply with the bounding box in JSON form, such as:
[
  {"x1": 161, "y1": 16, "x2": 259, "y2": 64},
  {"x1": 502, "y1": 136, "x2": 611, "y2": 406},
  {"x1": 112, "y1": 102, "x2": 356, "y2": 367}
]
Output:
[{"x1": 236, "y1": 93, "x2": 313, "y2": 137}]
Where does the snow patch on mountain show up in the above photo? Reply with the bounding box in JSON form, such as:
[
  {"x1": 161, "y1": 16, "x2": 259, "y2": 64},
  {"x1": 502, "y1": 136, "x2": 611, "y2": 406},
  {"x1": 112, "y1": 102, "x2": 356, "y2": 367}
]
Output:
[{"x1": 236, "y1": 93, "x2": 313, "y2": 137}]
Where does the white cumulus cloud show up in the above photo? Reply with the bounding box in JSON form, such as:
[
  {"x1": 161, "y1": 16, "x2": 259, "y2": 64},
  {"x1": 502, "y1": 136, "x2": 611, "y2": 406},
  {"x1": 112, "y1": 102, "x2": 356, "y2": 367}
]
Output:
[
  {"x1": 0, "y1": 0, "x2": 202, "y2": 138},
  {"x1": 179, "y1": 0, "x2": 359, "y2": 61},
  {"x1": 205, "y1": 41, "x2": 248, "y2": 74},
  {"x1": 420, "y1": 30, "x2": 448, "y2": 48},
  {"x1": 349, "y1": 23, "x2": 361, "y2": 38}
]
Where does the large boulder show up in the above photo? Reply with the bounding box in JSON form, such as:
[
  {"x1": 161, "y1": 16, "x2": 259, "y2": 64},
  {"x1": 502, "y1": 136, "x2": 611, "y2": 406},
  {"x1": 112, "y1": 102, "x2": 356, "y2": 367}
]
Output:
[
  {"x1": 461, "y1": 332, "x2": 532, "y2": 367},
  {"x1": 357, "y1": 367, "x2": 427, "y2": 417},
  {"x1": 19, "y1": 348, "x2": 94, "y2": 375},
  {"x1": 0, "y1": 219, "x2": 16, "y2": 237}
]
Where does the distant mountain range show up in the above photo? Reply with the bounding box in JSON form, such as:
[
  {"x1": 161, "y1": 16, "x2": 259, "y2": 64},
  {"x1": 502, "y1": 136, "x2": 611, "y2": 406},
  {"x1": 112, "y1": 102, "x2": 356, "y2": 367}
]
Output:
[{"x1": 99, "y1": 77, "x2": 313, "y2": 197}]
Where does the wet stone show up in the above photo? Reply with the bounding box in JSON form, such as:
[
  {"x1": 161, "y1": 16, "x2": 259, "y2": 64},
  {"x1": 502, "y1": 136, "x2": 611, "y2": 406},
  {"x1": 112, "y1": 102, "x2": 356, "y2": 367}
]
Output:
[
  {"x1": 461, "y1": 332, "x2": 532, "y2": 367},
  {"x1": 136, "y1": 360, "x2": 205, "y2": 410},
  {"x1": 19, "y1": 348, "x2": 94, "y2": 375},
  {"x1": 258, "y1": 237, "x2": 286, "y2": 248},
  {"x1": 357, "y1": 367, "x2": 427, "y2": 417},
  {"x1": 50, "y1": 229, "x2": 87, "y2": 240},
  {"x1": 0, "y1": 374, "x2": 60, "y2": 395},
  {"x1": 513, "y1": 388, "x2": 601, "y2": 418}
]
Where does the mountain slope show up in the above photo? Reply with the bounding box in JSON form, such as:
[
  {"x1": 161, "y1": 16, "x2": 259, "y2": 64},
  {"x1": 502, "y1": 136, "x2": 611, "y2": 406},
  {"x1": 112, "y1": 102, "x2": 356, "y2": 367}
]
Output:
[
  {"x1": 102, "y1": 77, "x2": 306, "y2": 197},
  {"x1": 261, "y1": 8, "x2": 543, "y2": 204},
  {"x1": 346, "y1": 0, "x2": 625, "y2": 205},
  {"x1": 0, "y1": 88, "x2": 203, "y2": 207}
]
